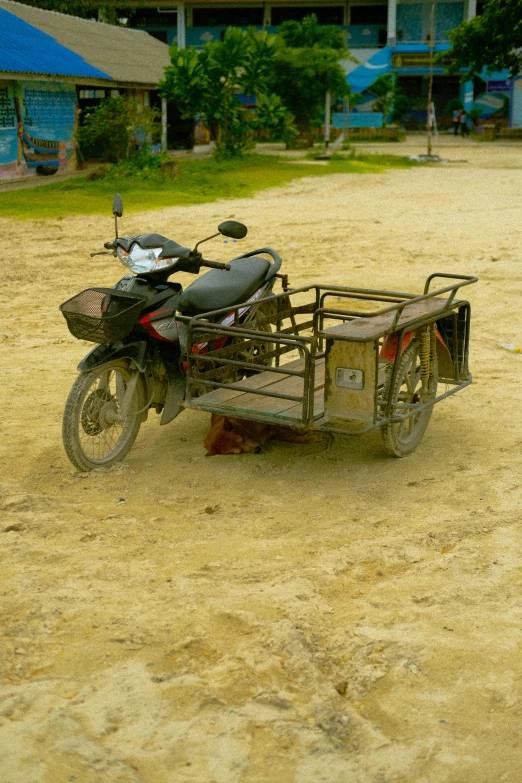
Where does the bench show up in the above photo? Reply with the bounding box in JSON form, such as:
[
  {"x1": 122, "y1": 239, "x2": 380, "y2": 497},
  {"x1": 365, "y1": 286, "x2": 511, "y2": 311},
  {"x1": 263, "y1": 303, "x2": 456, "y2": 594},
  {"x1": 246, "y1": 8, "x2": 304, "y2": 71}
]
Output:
[
  {"x1": 320, "y1": 297, "x2": 449, "y2": 342},
  {"x1": 497, "y1": 128, "x2": 522, "y2": 140}
]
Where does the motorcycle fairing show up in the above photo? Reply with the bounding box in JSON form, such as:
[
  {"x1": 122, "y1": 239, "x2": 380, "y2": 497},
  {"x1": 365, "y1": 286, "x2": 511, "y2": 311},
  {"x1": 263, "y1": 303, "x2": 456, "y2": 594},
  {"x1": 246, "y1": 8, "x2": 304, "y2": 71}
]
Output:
[
  {"x1": 177, "y1": 256, "x2": 271, "y2": 315},
  {"x1": 179, "y1": 282, "x2": 273, "y2": 356},
  {"x1": 136, "y1": 288, "x2": 182, "y2": 343},
  {"x1": 116, "y1": 234, "x2": 192, "y2": 260}
]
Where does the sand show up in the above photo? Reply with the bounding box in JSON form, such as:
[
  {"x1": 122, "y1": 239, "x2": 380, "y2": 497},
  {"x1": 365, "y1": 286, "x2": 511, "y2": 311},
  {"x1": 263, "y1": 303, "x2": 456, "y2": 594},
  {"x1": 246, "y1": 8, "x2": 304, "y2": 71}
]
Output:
[{"x1": 1, "y1": 139, "x2": 521, "y2": 783}]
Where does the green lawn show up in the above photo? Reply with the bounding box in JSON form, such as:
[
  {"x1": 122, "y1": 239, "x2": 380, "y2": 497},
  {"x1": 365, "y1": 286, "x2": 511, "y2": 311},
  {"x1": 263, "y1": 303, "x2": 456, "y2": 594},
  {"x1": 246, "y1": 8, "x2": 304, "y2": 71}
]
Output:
[{"x1": 0, "y1": 153, "x2": 417, "y2": 220}]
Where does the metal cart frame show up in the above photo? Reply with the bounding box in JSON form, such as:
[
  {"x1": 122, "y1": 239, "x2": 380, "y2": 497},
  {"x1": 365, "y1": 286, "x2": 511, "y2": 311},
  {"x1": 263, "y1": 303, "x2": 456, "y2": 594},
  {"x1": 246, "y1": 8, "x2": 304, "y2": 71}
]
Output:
[{"x1": 178, "y1": 273, "x2": 477, "y2": 441}]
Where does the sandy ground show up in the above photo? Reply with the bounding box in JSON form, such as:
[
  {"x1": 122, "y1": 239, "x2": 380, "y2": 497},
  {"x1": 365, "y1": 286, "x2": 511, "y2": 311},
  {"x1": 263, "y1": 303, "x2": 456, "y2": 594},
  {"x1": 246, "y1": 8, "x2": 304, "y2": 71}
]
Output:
[{"x1": 1, "y1": 141, "x2": 522, "y2": 783}]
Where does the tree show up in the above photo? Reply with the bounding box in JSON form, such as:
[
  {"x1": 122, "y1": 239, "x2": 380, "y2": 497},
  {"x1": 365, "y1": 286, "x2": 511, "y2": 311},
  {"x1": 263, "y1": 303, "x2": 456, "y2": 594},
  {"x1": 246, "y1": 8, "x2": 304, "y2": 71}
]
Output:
[
  {"x1": 159, "y1": 28, "x2": 296, "y2": 156},
  {"x1": 13, "y1": 1, "x2": 132, "y2": 23},
  {"x1": 440, "y1": 0, "x2": 522, "y2": 80},
  {"x1": 366, "y1": 74, "x2": 409, "y2": 125},
  {"x1": 271, "y1": 14, "x2": 353, "y2": 140},
  {"x1": 76, "y1": 95, "x2": 160, "y2": 163},
  {"x1": 271, "y1": 47, "x2": 349, "y2": 137},
  {"x1": 277, "y1": 13, "x2": 346, "y2": 51}
]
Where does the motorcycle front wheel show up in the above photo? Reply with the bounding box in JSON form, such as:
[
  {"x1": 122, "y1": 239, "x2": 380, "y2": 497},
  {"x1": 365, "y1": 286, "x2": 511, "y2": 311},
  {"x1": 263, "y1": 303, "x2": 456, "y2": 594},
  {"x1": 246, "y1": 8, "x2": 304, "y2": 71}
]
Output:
[{"x1": 62, "y1": 360, "x2": 144, "y2": 471}]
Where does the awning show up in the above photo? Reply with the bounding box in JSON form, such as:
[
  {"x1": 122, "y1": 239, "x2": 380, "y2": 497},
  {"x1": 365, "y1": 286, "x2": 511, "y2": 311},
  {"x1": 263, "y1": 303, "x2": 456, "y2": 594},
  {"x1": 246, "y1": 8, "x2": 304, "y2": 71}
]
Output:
[
  {"x1": 346, "y1": 47, "x2": 392, "y2": 94},
  {"x1": 346, "y1": 43, "x2": 453, "y2": 93}
]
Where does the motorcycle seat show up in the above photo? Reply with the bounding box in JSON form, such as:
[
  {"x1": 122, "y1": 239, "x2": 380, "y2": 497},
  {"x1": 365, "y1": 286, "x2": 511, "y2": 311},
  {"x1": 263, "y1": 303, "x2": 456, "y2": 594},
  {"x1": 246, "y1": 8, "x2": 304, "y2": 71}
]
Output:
[{"x1": 178, "y1": 256, "x2": 270, "y2": 315}]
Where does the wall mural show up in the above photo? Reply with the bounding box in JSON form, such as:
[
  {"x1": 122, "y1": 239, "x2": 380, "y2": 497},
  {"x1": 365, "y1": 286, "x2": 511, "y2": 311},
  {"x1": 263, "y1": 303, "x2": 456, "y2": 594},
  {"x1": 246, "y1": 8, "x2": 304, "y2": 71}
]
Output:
[{"x1": 0, "y1": 80, "x2": 76, "y2": 179}]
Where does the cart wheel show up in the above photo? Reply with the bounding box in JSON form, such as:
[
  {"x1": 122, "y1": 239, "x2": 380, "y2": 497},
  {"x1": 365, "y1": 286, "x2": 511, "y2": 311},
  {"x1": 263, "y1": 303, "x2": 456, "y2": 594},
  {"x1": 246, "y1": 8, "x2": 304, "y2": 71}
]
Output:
[{"x1": 380, "y1": 338, "x2": 438, "y2": 457}]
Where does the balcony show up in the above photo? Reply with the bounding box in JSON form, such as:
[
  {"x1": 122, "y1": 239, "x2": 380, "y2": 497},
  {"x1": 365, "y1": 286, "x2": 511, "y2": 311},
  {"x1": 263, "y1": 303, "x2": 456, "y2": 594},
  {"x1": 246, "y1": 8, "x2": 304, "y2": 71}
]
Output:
[
  {"x1": 184, "y1": 24, "x2": 387, "y2": 48},
  {"x1": 137, "y1": 3, "x2": 464, "y2": 52}
]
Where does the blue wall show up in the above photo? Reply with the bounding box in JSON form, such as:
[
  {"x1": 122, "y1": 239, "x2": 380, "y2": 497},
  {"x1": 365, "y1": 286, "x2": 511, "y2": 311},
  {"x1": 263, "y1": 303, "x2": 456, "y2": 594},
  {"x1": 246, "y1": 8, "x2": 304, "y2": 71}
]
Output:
[
  {"x1": 0, "y1": 81, "x2": 18, "y2": 165},
  {"x1": 397, "y1": 3, "x2": 463, "y2": 42},
  {"x1": 0, "y1": 79, "x2": 76, "y2": 172},
  {"x1": 21, "y1": 80, "x2": 76, "y2": 142}
]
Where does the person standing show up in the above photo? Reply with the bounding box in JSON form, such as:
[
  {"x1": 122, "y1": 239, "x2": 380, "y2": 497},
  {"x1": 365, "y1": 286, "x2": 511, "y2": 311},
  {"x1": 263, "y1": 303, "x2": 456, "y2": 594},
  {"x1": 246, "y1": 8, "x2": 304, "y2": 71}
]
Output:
[
  {"x1": 453, "y1": 108, "x2": 461, "y2": 135},
  {"x1": 460, "y1": 109, "x2": 470, "y2": 137}
]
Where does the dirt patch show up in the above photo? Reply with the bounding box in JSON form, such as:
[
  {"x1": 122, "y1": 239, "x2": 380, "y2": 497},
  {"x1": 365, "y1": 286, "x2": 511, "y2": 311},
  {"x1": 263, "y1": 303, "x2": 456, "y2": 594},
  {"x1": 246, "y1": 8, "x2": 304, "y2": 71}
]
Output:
[{"x1": 1, "y1": 143, "x2": 521, "y2": 783}]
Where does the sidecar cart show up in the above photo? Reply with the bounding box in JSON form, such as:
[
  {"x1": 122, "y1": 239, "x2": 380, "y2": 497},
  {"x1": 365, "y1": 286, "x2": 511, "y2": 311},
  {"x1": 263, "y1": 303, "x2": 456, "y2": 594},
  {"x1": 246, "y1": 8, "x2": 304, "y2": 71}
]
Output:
[{"x1": 180, "y1": 273, "x2": 477, "y2": 456}]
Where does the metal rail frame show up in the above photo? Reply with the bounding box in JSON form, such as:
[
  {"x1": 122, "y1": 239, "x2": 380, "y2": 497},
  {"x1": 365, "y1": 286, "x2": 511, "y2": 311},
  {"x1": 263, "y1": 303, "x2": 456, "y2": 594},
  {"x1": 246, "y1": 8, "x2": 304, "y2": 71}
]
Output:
[{"x1": 178, "y1": 273, "x2": 477, "y2": 434}]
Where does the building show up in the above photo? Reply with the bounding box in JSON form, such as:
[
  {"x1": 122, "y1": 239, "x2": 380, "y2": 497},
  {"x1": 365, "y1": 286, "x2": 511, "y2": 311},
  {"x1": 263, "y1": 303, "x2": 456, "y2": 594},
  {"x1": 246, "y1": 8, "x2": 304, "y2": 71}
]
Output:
[
  {"x1": 126, "y1": 0, "x2": 512, "y2": 128},
  {"x1": 0, "y1": 0, "x2": 173, "y2": 178}
]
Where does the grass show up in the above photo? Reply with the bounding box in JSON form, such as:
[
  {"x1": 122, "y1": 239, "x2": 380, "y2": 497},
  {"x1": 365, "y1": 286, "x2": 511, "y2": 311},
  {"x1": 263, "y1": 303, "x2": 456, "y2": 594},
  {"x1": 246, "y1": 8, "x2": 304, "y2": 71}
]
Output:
[{"x1": 0, "y1": 152, "x2": 417, "y2": 220}]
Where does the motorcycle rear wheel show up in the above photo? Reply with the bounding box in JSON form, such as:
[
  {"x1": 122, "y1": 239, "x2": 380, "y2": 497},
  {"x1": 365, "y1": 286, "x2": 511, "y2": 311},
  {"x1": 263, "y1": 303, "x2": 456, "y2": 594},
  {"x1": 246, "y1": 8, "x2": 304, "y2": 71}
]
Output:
[
  {"x1": 62, "y1": 360, "x2": 143, "y2": 471},
  {"x1": 238, "y1": 299, "x2": 275, "y2": 374}
]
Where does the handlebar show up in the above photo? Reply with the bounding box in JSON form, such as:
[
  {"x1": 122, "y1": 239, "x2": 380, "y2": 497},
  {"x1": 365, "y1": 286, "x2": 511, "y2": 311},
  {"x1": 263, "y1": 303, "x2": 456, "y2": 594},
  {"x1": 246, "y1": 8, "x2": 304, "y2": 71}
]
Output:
[
  {"x1": 95, "y1": 240, "x2": 232, "y2": 270},
  {"x1": 200, "y1": 258, "x2": 231, "y2": 271}
]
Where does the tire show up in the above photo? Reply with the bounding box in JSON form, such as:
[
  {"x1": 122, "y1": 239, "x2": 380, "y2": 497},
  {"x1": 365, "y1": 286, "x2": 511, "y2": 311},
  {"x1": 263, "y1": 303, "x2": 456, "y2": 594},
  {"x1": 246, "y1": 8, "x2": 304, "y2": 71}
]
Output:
[
  {"x1": 380, "y1": 338, "x2": 438, "y2": 457},
  {"x1": 62, "y1": 360, "x2": 144, "y2": 471}
]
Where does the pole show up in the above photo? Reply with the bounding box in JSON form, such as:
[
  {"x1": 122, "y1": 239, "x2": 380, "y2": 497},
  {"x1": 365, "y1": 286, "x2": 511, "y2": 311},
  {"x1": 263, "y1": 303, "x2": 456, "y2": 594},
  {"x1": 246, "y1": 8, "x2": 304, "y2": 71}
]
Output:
[
  {"x1": 426, "y1": 3, "x2": 435, "y2": 157},
  {"x1": 177, "y1": 3, "x2": 186, "y2": 49},
  {"x1": 325, "y1": 91, "x2": 331, "y2": 149},
  {"x1": 161, "y1": 97, "x2": 167, "y2": 153}
]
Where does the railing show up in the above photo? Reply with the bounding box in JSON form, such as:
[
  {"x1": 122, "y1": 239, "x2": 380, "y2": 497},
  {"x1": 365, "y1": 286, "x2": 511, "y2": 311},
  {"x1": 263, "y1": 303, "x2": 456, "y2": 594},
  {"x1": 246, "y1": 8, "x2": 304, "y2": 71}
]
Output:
[
  {"x1": 136, "y1": 24, "x2": 387, "y2": 49},
  {"x1": 178, "y1": 276, "x2": 476, "y2": 433},
  {"x1": 136, "y1": 22, "x2": 464, "y2": 49}
]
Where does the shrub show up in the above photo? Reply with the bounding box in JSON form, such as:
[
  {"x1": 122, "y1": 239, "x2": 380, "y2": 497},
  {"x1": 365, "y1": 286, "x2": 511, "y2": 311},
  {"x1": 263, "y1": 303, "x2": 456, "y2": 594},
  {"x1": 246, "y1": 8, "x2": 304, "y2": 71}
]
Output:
[{"x1": 76, "y1": 96, "x2": 160, "y2": 164}]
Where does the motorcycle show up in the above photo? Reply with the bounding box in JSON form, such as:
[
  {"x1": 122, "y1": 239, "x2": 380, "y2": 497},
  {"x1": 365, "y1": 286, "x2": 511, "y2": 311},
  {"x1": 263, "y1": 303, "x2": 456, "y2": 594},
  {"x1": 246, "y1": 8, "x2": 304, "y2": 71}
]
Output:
[{"x1": 60, "y1": 194, "x2": 284, "y2": 471}]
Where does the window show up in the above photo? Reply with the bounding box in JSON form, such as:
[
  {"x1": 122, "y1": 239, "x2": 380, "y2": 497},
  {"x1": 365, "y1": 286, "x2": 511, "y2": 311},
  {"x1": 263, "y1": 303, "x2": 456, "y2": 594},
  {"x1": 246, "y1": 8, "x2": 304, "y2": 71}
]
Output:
[
  {"x1": 271, "y1": 6, "x2": 344, "y2": 25},
  {"x1": 130, "y1": 9, "x2": 178, "y2": 27},
  {"x1": 192, "y1": 7, "x2": 263, "y2": 26},
  {"x1": 350, "y1": 5, "x2": 388, "y2": 25},
  {"x1": 148, "y1": 29, "x2": 168, "y2": 43}
]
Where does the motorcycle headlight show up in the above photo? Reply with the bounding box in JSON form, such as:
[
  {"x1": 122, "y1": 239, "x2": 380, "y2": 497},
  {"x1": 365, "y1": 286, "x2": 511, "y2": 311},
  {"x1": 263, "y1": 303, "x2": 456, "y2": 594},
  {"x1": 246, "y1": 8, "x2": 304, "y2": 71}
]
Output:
[{"x1": 117, "y1": 246, "x2": 179, "y2": 275}]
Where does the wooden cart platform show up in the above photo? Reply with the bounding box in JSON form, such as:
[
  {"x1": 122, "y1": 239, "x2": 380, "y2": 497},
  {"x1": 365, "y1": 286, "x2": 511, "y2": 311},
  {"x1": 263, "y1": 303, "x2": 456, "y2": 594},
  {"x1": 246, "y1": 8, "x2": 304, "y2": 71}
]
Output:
[
  {"x1": 192, "y1": 355, "x2": 391, "y2": 424},
  {"x1": 190, "y1": 356, "x2": 326, "y2": 423}
]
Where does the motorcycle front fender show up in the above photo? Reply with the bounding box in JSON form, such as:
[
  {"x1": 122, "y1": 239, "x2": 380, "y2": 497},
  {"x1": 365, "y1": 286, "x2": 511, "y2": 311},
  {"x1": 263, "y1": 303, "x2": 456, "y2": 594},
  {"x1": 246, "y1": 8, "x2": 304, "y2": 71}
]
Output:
[{"x1": 77, "y1": 340, "x2": 149, "y2": 374}]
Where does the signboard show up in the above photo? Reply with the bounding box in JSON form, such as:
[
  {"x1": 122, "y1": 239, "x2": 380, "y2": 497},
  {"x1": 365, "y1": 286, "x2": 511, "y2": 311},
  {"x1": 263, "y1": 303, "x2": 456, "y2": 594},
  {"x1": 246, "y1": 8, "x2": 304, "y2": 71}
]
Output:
[
  {"x1": 487, "y1": 80, "x2": 510, "y2": 93},
  {"x1": 332, "y1": 112, "x2": 384, "y2": 129},
  {"x1": 392, "y1": 52, "x2": 433, "y2": 69}
]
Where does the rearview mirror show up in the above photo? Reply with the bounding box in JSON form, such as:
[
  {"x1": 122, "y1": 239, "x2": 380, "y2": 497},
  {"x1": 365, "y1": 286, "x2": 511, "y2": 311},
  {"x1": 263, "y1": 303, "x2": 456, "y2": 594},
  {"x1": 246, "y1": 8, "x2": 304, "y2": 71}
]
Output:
[
  {"x1": 218, "y1": 220, "x2": 247, "y2": 239},
  {"x1": 112, "y1": 193, "x2": 123, "y2": 217}
]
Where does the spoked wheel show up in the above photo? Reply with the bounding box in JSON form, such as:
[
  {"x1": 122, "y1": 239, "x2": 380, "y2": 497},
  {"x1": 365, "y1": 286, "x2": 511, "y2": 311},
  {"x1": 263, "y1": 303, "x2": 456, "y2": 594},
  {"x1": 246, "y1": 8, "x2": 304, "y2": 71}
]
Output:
[
  {"x1": 380, "y1": 337, "x2": 438, "y2": 457},
  {"x1": 62, "y1": 361, "x2": 144, "y2": 471},
  {"x1": 214, "y1": 300, "x2": 275, "y2": 384}
]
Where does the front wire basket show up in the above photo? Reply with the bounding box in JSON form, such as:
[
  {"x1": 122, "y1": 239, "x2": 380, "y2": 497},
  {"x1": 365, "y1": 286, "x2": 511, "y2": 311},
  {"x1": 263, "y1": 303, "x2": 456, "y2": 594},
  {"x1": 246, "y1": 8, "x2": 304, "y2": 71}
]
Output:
[{"x1": 60, "y1": 288, "x2": 146, "y2": 344}]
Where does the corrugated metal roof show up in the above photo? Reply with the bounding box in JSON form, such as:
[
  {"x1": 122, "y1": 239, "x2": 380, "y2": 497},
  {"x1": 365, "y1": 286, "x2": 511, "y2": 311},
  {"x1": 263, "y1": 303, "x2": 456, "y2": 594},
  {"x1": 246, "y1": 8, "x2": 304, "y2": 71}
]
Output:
[
  {"x1": 0, "y1": 6, "x2": 111, "y2": 79},
  {"x1": 0, "y1": 0, "x2": 171, "y2": 86}
]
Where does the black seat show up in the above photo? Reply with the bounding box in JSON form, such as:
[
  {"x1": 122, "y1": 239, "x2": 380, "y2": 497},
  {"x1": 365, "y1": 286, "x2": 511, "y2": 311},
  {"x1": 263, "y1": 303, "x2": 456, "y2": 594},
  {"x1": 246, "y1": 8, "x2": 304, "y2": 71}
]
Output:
[{"x1": 178, "y1": 256, "x2": 270, "y2": 315}]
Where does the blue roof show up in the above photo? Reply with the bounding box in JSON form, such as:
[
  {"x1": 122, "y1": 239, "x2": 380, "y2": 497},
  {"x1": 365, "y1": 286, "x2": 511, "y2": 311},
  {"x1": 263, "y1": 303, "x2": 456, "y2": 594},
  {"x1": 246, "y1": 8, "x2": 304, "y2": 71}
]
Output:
[{"x1": 0, "y1": 7, "x2": 111, "y2": 79}]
